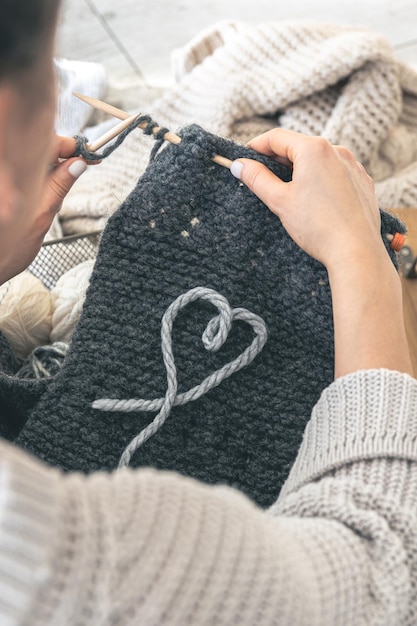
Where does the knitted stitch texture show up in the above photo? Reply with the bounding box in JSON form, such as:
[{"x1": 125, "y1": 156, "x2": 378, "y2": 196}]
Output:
[
  {"x1": 1, "y1": 126, "x2": 404, "y2": 507},
  {"x1": 0, "y1": 333, "x2": 47, "y2": 440},
  {"x1": 58, "y1": 20, "x2": 417, "y2": 235}
]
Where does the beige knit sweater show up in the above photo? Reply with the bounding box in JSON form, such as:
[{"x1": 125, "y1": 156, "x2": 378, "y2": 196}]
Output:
[
  {"x1": 1, "y1": 368, "x2": 417, "y2": 625},
  {"x1": 59, "y1": 20, "x2": 417, "y2": 234}
]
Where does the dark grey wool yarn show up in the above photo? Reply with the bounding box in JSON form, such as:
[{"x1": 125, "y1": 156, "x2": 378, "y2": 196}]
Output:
[{"x1": 0, "y1": 125, "x2": 405, "y2": 507}]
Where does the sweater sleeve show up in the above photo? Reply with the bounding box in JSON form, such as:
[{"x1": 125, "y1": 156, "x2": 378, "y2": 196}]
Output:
[{"x1": 0, "y1": 369, "x2": 417, "y2": 626}]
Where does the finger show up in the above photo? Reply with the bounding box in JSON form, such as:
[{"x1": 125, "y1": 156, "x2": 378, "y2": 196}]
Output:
[
  {"x1": 246, "y1": 128, "x2": 309, "y2": 164},
  {"x1": 42, "y1": 157, "x2": 87, "y2": 215},
  {"x1": 230, "y1": 158, "x2": 289, "y2": 216},
  {"x1": 246, "y1": 138, "x2": 293, "y2": 169},
  {"x1": 50, "y1": 136, "x2": 102, "y2": 168},
  {"x1": 51, "y1": 135, "x2": 78, "y2": 161}
]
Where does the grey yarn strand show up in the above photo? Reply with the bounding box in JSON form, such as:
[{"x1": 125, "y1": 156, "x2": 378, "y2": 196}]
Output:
[
  {"x1": 73, "y1": 114, "x2": 170, "y2": 161},
  {"x1": 92, "y1": 287, "x2": 268, "y2": 468}
]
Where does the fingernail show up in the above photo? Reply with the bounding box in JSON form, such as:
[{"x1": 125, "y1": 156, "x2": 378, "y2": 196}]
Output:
[
  {"x1": 230, "y1": 160, "x2": 243, "y2": 179},
  {"x1": 68, "y1": 160, "x2": 87, "y2": 179}
]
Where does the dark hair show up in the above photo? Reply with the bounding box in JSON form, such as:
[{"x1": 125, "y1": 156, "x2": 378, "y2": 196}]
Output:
[{"x1": 0, "y1": 0, "x2": 60, "y2": 78}]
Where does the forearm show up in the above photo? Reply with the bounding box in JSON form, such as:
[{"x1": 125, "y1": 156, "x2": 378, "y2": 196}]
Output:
[
  {"x1": 4, "y1": 371, "x2": 417, "y2": 626},
  {"x1": 0, "y1": 435, "x2": 404, "y2": 626},
  {"x1": 327, "y1": 249, "x2": 413, "y2": 379},
  {"x1": 0, "y1": 442, "x2": 331, "y2": 626}
]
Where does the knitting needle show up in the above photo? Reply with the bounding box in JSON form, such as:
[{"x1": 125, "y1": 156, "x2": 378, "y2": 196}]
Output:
[
  {"x1": 72, "y1": 93, "x2": 406, "y2": 252},
  {"x1": 86, "y1": 112, "x2": 143, "y2": 153},
  {"x1": 386, "y1": 232, "x2": 407, "y2": 252},
  {"x1": 73, "y1": 92, "x2": 131, "y2": 123},
  {"x1": 73, "y1": 92, "x2": 232, "y2": 168}
]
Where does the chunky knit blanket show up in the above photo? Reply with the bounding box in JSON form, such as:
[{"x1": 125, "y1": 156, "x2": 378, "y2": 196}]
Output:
[
  {"x1": 59, "y1": 20, "x2": 417, "y2": 235},
  {"x1": 0, "y1": 126, "x2": 404, "y2": 507}
]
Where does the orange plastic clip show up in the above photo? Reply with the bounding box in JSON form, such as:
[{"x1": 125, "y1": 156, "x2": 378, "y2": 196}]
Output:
[{"x1": 389, "y1": 232, "x2": 406, "y2": 252}]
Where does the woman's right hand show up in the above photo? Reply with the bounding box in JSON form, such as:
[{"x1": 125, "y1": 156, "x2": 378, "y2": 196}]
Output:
[
  {"x1": 230, "y1": 129, "x2": 413, "y2": 378},
  {"x1": 230, "y1": 129, "x2": 386, "y2": 270}
]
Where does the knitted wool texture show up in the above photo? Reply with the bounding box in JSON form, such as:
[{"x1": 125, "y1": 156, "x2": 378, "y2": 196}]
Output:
[
  {"x1": 0, "y1": 126, "x2": 404, "y2": 507},
  {"x1": 59, "y1": 20, "x2": 417, "y2": 235}
]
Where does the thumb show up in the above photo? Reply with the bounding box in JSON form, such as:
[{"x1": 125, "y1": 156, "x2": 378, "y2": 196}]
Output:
[
  {"x1": 230, "y1": 158, "x2": 287, "y2": 216},
  {"x1": 43, "y1": 157, "x2": 87, "y2": 215}
]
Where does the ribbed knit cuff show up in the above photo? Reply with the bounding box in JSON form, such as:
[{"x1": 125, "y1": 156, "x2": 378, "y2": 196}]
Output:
[
  {"x1": 0, "y1": 443, "x2": 59, "y2": 626},
  {"x1": 280, "y1": 369, "x2": 417, "y2": 498}
]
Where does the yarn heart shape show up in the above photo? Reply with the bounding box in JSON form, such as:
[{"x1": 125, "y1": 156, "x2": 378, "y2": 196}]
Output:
[{"x1": 92, "y1": 286, "x2": 268, "y2": 467}]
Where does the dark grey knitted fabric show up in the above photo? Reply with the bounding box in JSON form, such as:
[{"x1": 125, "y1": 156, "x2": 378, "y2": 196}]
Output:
[
  {"x1": 0, "y1": 332, "x2": 48, "y2": 440},
  {"x1": 0, "y1": 125, "x2": 405, "y2": 507}
]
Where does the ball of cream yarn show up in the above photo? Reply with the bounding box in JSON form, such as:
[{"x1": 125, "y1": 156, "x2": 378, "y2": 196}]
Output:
[
  {"x1": 50, "y1": 259, "x2": 94, "y2": 343},
  {"x1": 0, "y1": 271, "x2": 52, "y2": 360}
]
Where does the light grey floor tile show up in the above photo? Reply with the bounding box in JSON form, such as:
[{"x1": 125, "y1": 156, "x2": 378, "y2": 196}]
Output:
[{"x1": 57, "y1": 0, "x2": 417, "y2": 85}]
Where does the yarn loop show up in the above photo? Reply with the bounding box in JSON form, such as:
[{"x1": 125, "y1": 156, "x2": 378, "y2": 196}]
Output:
[
  {"x1": 73, "y1": 114, "x2": 170, "y2": 161},
  {"x1": 92, "y1": 287, "x2": 268, "y2": 468},
  {"x1": 16, "y1": 343, "x2": 69, "y2": 380}
]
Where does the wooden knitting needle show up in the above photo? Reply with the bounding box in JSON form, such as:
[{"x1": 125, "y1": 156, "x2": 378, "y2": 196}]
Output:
[
  {"x1": 73, "y1": 91, "x2": 232, "y2": 168},
  {"x1": 86, "y1": 112, "x2": 143, "y2": 152},
  {"x1": 72, "y1": 93, "x2": 406, "y2": 253}
]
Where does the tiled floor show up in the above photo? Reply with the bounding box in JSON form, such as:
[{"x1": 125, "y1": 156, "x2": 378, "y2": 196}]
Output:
[{"x1": 57, "y1": 0, "x2": 417, "y2": 86}]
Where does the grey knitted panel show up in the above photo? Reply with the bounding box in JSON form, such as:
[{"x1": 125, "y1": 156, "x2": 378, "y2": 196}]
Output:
[
  {"x1": 0, "y1": 332, "x2": 48, "y2": 440},
  {"x1": 4, "y1": 125, "x2": 404, "y2": 507}
]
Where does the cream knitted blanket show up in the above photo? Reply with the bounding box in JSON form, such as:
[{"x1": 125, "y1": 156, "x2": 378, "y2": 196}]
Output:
[{"x1": 59, "y1": 20, "x2": 417, "y2": 234}]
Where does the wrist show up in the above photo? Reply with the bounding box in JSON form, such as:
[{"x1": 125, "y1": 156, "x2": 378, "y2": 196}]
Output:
[
  {"x1": 326, "y1": 248, "x2": 412, "y2": 378},
  {"x1": 326, "y1": 243, "x2": 399, "y2": 290},
  {"x1": 322, "y1": 226, "x2": 390, "y2": 272}
]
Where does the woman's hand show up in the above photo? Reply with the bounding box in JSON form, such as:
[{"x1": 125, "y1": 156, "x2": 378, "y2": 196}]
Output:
[
  {"x1": 42, "y1": 135, "x2": 87, "y2": 221},
  {"x1": 0, "y1": 135, "x2": 89, "y2": 284},
  {"x1": 230, "y1": 129, "x2": 385, "y2": 270},
  {"x1": 230, "y1": 129, "x2": 413, "y2": 378}
]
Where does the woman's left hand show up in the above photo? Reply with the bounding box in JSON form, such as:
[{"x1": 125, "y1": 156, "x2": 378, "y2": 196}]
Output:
[
  {"x1": 42, "y1": 135, "x2": 88, "y2": 219},
  {"x1": 0, "y1": 135, "x2": 91, "y2": 284}
]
